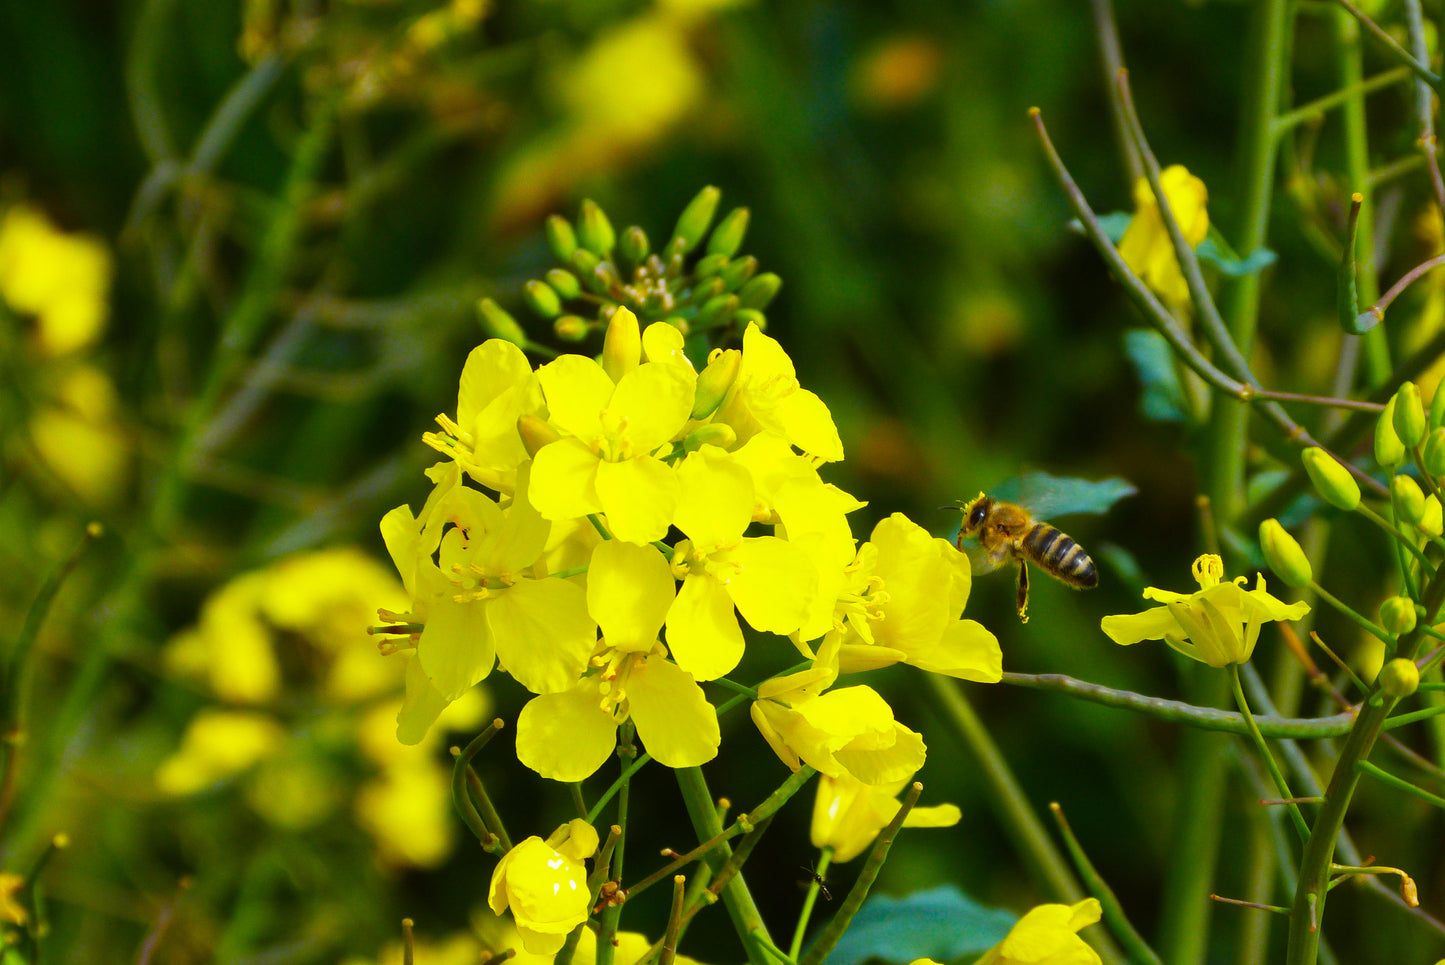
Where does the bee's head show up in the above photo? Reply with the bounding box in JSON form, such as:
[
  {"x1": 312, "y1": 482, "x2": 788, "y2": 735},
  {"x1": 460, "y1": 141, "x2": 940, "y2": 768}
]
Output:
[{"x1": 959, "y1": 492, "x2": 991, "y2": 535}]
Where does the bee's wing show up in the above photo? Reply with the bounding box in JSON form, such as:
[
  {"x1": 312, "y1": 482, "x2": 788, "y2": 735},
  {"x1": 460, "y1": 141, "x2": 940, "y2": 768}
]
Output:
[
  {"x1": 960, "y1": 540, "x2": 1012, "y2": 575},
  {"x1": 991, "y1": 471, "x2": 1137, "y2": 521}
]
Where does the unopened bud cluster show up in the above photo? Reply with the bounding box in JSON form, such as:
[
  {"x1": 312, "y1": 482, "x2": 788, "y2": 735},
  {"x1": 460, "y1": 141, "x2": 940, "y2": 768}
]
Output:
[{"x1": 482, "y1": 187, "x2": 782, "y2": 346}]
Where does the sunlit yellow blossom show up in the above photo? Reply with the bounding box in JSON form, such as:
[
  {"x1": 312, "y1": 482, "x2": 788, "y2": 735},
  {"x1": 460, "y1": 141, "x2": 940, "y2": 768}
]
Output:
[
  {"x1": 0, "y1": 203, "x2": 112, "y2": 355},
  {"x1": 712, "y1": 322, "x2": 844, "y2": 461},
  {"x1": 1117, "y1": 165, "x2": 1208, "y2": 308},
  {"x1": 752, "y1": 640, "x2": 926, "y2": 784},
  {"x1": 423, "y1": 338, "x2": 543, "y2": 495},
  {"x1": 472, "y1": 908, "x2": 710, "y2": 965},
  {"x1": 834, "y1": 513, "x2": 1002, "y2": 681},
  {"x1": 155, "y1": 710, "x2": 285, "y2": 795},
  {"x1": 488, "y1": 820, "x2": 598, "y2": 955},
  {"x1": 0, "y1": 874, "x2": 27, "y2": 927},
  {"x1": 355, "y1": 758, "x2": 455, "y2": 867},
  {"x1": 977, "y1": 899, "x2": 1103, "y2": 965},
  {"x1": 1101, "y1": 554, "x2": 1308, "y2": 667},
  {"x1": 666, "y1": 446, "x2": 817, "y2": 680},
  {"x1": 529, "y1": 320, "x2": 696, "y2": 543},
  {"x1": 340, "y1": 932, "x2": 480, "y2": 965},
  {"x1": 517, "y1": 540, "x2": 719, "y2": 781},
  {"x1": 811, "y1": 770, "x2": 960, "y2": 863},
  {"x1": 244, "y1": 748, "x2": 345, "y2": 829},
  {"x1": 382, "y1": 468, "x2": 596, "y2": 700}
]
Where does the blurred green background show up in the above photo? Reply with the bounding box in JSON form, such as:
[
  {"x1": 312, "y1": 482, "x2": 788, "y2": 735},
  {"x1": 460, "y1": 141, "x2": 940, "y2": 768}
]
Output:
[{"x1": 1, "y1": 0, "x2": 1441, "y2": 962}]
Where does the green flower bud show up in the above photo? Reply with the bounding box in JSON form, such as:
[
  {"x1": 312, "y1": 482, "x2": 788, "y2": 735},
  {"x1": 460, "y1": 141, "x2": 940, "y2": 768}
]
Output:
[
  {"x1": 603, "y1": 306, "x2": 641, "y2": 383},
  {"x1": 733, "y1": 308, "x2": 767, "y2": 330},
  {"x1": 570, "y1": 247, "x2": 601, "y2": 277},
  {"x1": 1394, "y1": 381, "x2": 1427, "y2": 447},
  {"x1": 518, "y1": 413, "x2": 561, "y2": 458},
  {"x1": 737, "y1": 272, "x2": 783, "y2": 310},
  {"x1": 1422, "y1": 494, "x2": 1444, "y2": 536},
  {"x1": 578, "y1": 199, "x2": 616, "y2": 256},
  {"x1": 1377, "y1": 396, "x2": 1406, "y2": 468},
  {"x1": 1425, "y1": 427, "x2": 1445, "y2": 477},
  {"x1": 694, "y1": 253, "x2": 730, "y2": 278},
  {"x1": 706, "y1": 207, "x2": 751, "y2": 258},
  {"x1": 671, "y1": 186, "x2": 721, "y2": 254},
  {"x1": 554, "y1": 314, "x2": 589, "y2": 341},
  {"x1": 1392, "y1": 473, "x2": 1427, "y2": 525},
  {"x1": 1301, "y1": 447, "x2": 1361, "y2": 511},
  {"x1": 523, "y1": 280, "x2": 562, "y2": 319},
  {"x1": 718, "y1": 256, "x2": 758, "y2": 292},
  {"x1": 1379, "y1": 596, "x2": 1418, "y2": 635},
  {"x1": 477, "y1": 297, "x2": 527, "y2": 346},
  {"x1": 1378, "y1": 657, "x2": 1420, "y2": 698},
  {"x1": 546, "y1": 215, "x2": 578, "y2": 263},
  {"x1": 619, "y1": 225, "x2": 650, "y2": 266},
  {"x1": 1430, "y1": 376, "x2": 1445, "y2": 430},
  {"x1": 684, "y1": 422, "x2": 737, "y2": 452},
  {"x1": 545, "y1": 268, "x2": 581, "y2": 301},
  {"x1": 692, "y1": 348, "x2": 741, "y2": 419},
  {"x1": 1259, "y1": 518, "x2": 1313, "y2": 588},
  {"x1": 697, "y1": 294, "x2": 740, "y2": 329}
]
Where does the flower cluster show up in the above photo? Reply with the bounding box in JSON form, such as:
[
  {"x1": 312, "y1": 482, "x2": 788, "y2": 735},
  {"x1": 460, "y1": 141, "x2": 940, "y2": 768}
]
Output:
[
  {"x1": 377, "y1": 307, "x2": 1003, "y2": 783},
  {"x1": 159, "y1": 548, "x2": 486, "y2": 868}
]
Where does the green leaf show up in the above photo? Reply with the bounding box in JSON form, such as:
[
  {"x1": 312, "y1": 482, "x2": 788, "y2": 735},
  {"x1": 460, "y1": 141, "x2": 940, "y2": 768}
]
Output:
[
  {"x1": 1123, "y1": 328, "x2": 1188, "y2": 423},
  {"x1": 989, "y1": 471, "x2": 1137, "y2": 520},
  {"x1": 816, "y1": 885, "x2": 1016, "y2": 965},
  {"x1": 1196, "y1": 234, "x2": 1276, "y2": 276},
  {"x1": 1069, "y1": 211, "x2": 1132, "y2": 243}
]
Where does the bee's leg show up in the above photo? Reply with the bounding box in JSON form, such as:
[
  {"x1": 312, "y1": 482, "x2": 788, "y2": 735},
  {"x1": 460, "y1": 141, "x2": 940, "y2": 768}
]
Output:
[{"x1": 1015, "y1": 562, "x2": 1030, "y2": 624}]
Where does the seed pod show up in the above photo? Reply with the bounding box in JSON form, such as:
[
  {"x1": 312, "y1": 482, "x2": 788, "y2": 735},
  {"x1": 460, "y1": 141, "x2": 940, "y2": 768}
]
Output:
[
  {"x1": 1379, "y1": 596, "x2": 1418, "y2": 636},
  {"x1": 1393, "y1": 381, "x2": 1427, "y2": 447},
  {"x1": 1392, "y1": 474, "x2": 1427, "y2": 524},
  {"x1": 1302, "y1": 447, "x2": 1361, "y2": 511},
  {"x1": 524, "y1": 280, "x2": 562, "y2": 319},
  {"x1": 706, "y1": 207, "x2": 751, "y2": 258},
  {"x1": 1378, "y1": 657, "x2": 1420, "y2": 698},
  {"x1": 578, "y1": 199, "x2": 616, "y2": 256},
  {"x1": 1377, "y1": 397, "x2": 1406, "y2": 468},
  {"x1": 546, "y1": 215, "x2": 578, "y2": 263},
  {"x1": 671, "y1": 186, "x2": 722, "y2": 254},
  {"x1": 1259, "y1": 519, "x2": 1313, "y2": 588},
  {"x1": 477, "y1": 297, "x2": 527, "y2": 346}
]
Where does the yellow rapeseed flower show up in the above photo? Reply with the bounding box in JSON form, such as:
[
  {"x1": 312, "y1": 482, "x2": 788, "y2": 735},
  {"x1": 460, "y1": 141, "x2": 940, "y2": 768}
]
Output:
[
  {"x1": 1116, "y1": 165, "x2": 1208, "y2": 308},
  {"x1": 0, "y1": 203, "x2": 112, "y2": 356},
  {"x1": 977, "y1": 899, "x2": 1103, "y2": 965},
  {"x1": 488, "y1": 820, "x2": 598, "y2": 955},
  {"x1": 665, "y1": 445, "x2": 817, "y2": 680},
  {"x1": 423, "y1": 338, "x2": 544, "y2": 495},
  {"x1": 155, "y1": 710, "x2": 285, "y2": 795},
  {"x1": 712, "y1": 322, "x2": 845, "y2": 462},
  {"x1": 1100, "y1": 554, "x2": 1308, "y2": 667},
  {"x1": 811, "y1": 770, "x2": 960, "y2": 863},
  {"x1": 516, "y1": 540, "x2": 719, "y2": 781}
]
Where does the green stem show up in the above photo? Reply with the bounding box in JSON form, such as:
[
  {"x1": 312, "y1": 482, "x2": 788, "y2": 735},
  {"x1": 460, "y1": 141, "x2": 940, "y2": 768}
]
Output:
[
  {"x1": 790, "y1": 849, "x2": 832, "y2": 962},
  {"x1": 675, "y1": 767, "x2": 772, "y2": 965},
  {"x1": 1274, "y1": 66, "x2": 1412, "y2": 131},
  {"x1": 1330, "y1": 0, "x2": 1443, "y2": 88},
  {"x1": 597, "y1": 723, "x2": 636, "y2": 965},
  {"x1": 1049, "y1": 803, "x2": 1162, "y2": 965},
  {"x1": 922, "y1": 676, "x2": 1124, "y2": 965},
  {"x1": 1229, "y1": 665, "x2": 1311, "y2": 841},
  {"x1": 1356, "y1": 759, "x2": 1445, "y2": 808}
]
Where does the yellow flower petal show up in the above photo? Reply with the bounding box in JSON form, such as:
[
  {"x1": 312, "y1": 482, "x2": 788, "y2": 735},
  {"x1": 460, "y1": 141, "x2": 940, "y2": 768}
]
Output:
[
  {"x1": 607, "y1": 361, "x2": 694, "y2": 453},
  {"x1": 674, "y1": 446, "x2": 754, "y2": 548},
  {"x1": 595, "y1": 455, "x2": 679, "y2": 544},
  {"x1": 627, "y1": 657, "x2": 720, "y2": 768},
  {"x1": 517, "y1": 686, "x2": 618, "y2": 781},
  {"x1": 530, "y1": 437, "x2": 604, "y2": 521},
  {"x1": 665, "y1": 573, "x2": 745, "y2": 681},
  {"x1": 588, "y1": 540, "x2": 675, "y2": 651},
  {"x1": 717, "y1": 536, "x2": 816, "y2": 636},
  {"x1": 488, "y1": 577, "x2": 596, "y2": 695},
  {"x1": 537, "y1": 354, "x2": 614, "y2": 440}
]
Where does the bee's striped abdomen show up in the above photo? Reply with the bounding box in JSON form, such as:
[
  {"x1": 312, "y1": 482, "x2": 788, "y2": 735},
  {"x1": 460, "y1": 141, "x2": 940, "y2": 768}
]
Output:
[{"x1": 1022, "y1": 524, "x2": 1098, "y2": 590}]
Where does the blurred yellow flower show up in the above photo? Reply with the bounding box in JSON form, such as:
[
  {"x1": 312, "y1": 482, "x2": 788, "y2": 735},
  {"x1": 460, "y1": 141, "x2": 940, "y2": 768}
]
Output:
[
  {"x1": 850, "y1": 36, "x2": 944, "y2": 111},
  {"x1": 1101, "y1": 554, "x2": 1308, "y2": 667},
  {"x1": 488, "y1": 820, "x2": 599, "y2": 955},
  {"x1": 811, "y1": 770, "x2": 960, "y2": 863},
  {"x1": 155, "y1": 710, "x2": 285, "y2": 795},
  {"x1": 0, "y1": 203, "x2": 112, "y2": 356},
  {"x1": 1117, "y1": 165, "x2": 1208, "y2": 308},
  {"x1": 977, "y1": 899, "x2": 1103, "y2": 965},
  {"x1": 29, "y1": 363, "x2": 129, "y2": 506}
]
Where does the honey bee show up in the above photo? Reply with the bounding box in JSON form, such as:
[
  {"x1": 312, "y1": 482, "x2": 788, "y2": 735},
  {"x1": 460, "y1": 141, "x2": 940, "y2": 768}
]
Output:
[{"x1": 956, "y1": 492, "x2": 1098, "y2": 623}]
